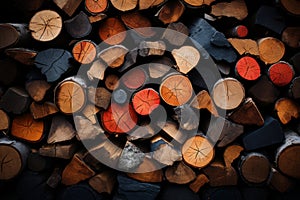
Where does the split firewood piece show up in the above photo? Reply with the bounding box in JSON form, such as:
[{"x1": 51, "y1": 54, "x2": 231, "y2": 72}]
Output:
[
  {"x1": 165, "y1": 162, "x2": 196, "y2": 184},
  {"x1": 39, "y1": 143, "x2": 78, "y2": 159},
  {"x1": 0, "y1": 87, "x2": 31, "y2": 114},
  {"x1": 156, "y1": 0, "x2": 185, "y2": 24},
  {"x1": 98, "y1": 45, "x2": 128, "y2": 68},
  {"x1": 268, "y1": 61, "x2": 294, "y2": 87},
  {"x1": 85, "y1": 0, "x2": 108, "y2": 14},
  {"x1": 121, "y1": 11, "x2": 156, "y2": 38},
  {"x1": 88, "y1": 13, "x2": 107, "y2": 23},
  {"x1": 87, "y1": 59, "x2": 107, "y2": 81},
  {"x1": 139, "y1": 41, "x2": 166, "y2": 57},
  {"x1": 82, "y1": 152, "x2": 106, "y2": 172},
  {"x1": 189, "y1": 174, "x2": 209, "y2": 193},
  {"x1": 281, "y1": 27, "x2": 300, "y2": 48},
  {"x1": 0, "y1": 24, "x2": 21, "y2": 49},
  {"x1": 89, "y1": 170, "x2": 116, "y2": 194},
  {"x1": 121, "y1": 67, "x2": 147, "y2": 90},
  {"x1": 132, "y1": 88, "x2": 160, "y2": 116},
  {"x1": 119, "y1": 48, "x2": 139, "y2": 72},
  {"x1": 276, "y1": 131, "x2": 300, "y2": 179},
  {"x1": 118, "y1": 141, "x2": 145, "y2": 171},
  {"x1": 110, "y1": 0, "x2": 138, "y2": 11},
  {"x1": 101, "y1": 103, "x2": 138, "y2": 134},
  {"x1": 30, "y1": 102, "x2": 59, "y2": 119},
  {"x1": 223, "y1": 145, "x2": 244, "y2": 169},
  {"x1": 190, "y1": 90, "x2": 218, "y2": 117},
  {"x1": 5, "y1": 48, "x2": 37, "y2": 65},
  {"x1": 182, "y1": 135, "x2": 215, "y2": 168},
  {"x1": 0, "y1": 59, "x2": 18, "y2": 86},
  {"x1": 139, "y1": 0, "x2": 164, "y2": 10},
  {"x1": 289, "y1": 77, "x2": 300, "y2": 100},
  {"x1": 98, "y1": 17, "x2": 126, "y2": 45},
  {"x1": 47, "y1": 115, "x2": 76, "y2": 144},
  {"x1": 11, "y1": 113, "x2": 44, "y2": 143},
  {"x1": 275, "y1": 98, "x2": 300, "y2": 124},
  {"x1": 25, "y1": 80, "x2": 51, "y2": 102},
  {"x1": 228, "y1": 98, "x2": 264, "y2": 126},
  {"x1": 183, "y1": 0, "x2": 214, "y2": 7},
  {"x1": 172, "y1": 46, "x2": 200, "y2": 74},
  {"x1": 112, "y1": 88, "x2": 128, "y2": 104},
  {"x1": 87, "y1": 86, "x2": 111, "y2": 110},
  {"x1": 151, "y1": 136, "x2": 182, "y2": 166},
  {"x1": 29, "y1": 10, "x2": 62, "y2": 42},
  {"x1": 0, "y1": 109, "x2": 9, "y2": 131},
  {"x1": 243, "y1": 116, "x2": 284, "y2": 151},
  {"x1": 203, "y1": 161, "x2": 238, "y2": 187},
  {"x1": 211, "y1": 0, "x2": 248, "y2": 21},
  {"x1": 162, "y1": 22, "x2": 189, "y2": 46},
  {"x1": 158, "y1": 120, "x2": 187, "y2": 144},
  {"x1": 127, "y1": 157, "x2": 163, "y2": 183},
  {"x1": 74, "y1": 115, "x2": 105, "y2": 140},
  {"x1": 239, "y1": 153, "x2": 271, "y2": 185},
  {"x1": 0, "y1": 137, "x2": 30, "y2": 180},
  {"x1": 72, "y1": 40, "x2": 97, "y2": 64},
  {"x1": 269, "y1": 167, "x2": 294, "y2": 193},
  {"x1": 105, "y1": 74, "x2": 119, "y2": 91},
  {"x1": 62, "y1": 153, "x2": 96, "y2": 185},
  {"x1": 35, "y1": 48, "x2": 72, "y2": 82},
  {"x1": 55, "y1": 77, "x2": 86, "y2": 114},
  {"x1": 128, "y1": 123, "x2": 156, "y2": 141},
  {"x1": 235, "y1": 56, "x2": 261, "y2": 81},
  {"x1": 212, "y1": 78, "x2": 245, "y2": 110},
  {"x1": 82, "y1": 104, "x2": 100, "y2": 124},
  {"x1": 53, "y1": 0, "x2": 83, "y2": 16},
  {"x1": 258, "y1": 37, "x2": 285, "y2": 64},
  {"x1": 64, "y1": 11, "x2": 92, "y2": 38},
  {"x1": 47, "y1": 167, "x2": 63, "y2": 189},
  {"x1": 173, "y1": 104, "x2": 199, "y2": 131},
  {"x1": 148, "y1": 57, "x2": 173, "y2": 79},
  {"x1": 228, "y1": 39, "x2": 259, "y2": 56},
  {"x1": 278, "y1": 0, "x2": 300, "y2": 16},
  {"x1": 160, "y1": 74, "x2": 193, "y2": 106}
]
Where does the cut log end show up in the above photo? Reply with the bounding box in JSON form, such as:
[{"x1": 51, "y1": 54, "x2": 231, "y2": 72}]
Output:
[
  {"x1": 72, "y1": 40, "x2": 97, "y2": 64},
  {"x1": 258, "y1": 37, "x2": 285, "y2": 64},
  {"x1": 132, "y1": 88, "x2": 160, "y2": 116},
  {"x1": 268, "y1": 61, "x2": 294, "y2": 87},
  {"x1": 99, "y1": 17, "x2": 126, "y2": 45},
  {"x1": 85, "y1": 0, "x2": 108, "y2": 14},
  {"x1": 235, "y1": 56, "x2": 261, "y2": 81}
]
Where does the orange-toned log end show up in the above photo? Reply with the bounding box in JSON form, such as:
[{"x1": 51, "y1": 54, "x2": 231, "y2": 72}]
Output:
[
  {"x1": 11, "y1": 113, "x2": 44, "y2": 143},
  {"x1": 99, "y1": 17, "x2": 126, "y2": 45},
  {"x1": 85, "y1": 0, "x2": 108, "y2": 14},
  {"x1": 121, "y1": 68, "x2": 147, "y2": 90},
  {"x1": 236, "y1": 56, "x2": 261, "y2": 81},
  {"x1": 101, "y1": 103, "x2": 138, "y2": 134},
  {"x1": 132, "y1": 88, "x2": 160, "y2": 116},
  {"x1": 268, "y1": 61, "x2": 295, "y2": 87},
  {"x1": 72, "y1": 40, "x2": 97, "y2": 64}
]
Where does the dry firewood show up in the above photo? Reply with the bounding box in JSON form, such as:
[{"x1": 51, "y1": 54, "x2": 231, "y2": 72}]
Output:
[
  {"x1": 88, "y1": 13, "x2": 107, "y2": 23},
  {"x1": 165, "y1": 162, "x2": 196, "y2": 184},
  {"x1": 121, "y1": 67, "x2": 147, "y2": 90},
  {"x1": 85, "y1": 0, "x2": 108, "y2": 14},
  {"x1": 268, "y1": 61, "x2": 294, "y2": 87},
  {"x1": 139, "y1": 0, "x2": 164, "y2": 10},
  {"x1": 156, "y1": 0, "x2": 185, "y2": 24},
  {"x1": 189, "y1": 174, "x2": 209, "y2": 193},
  {"x1": 210, "y1": 0, "x2": 248, "y2": 21},
  {"x1": 148, "y1": 57, "x2": 173, "y2": 79},
  {"x1": 275, "y1": 98, "x2": 300, "y2": 124},
  {"x1": 258, "y1": 37, "x2": 285, "y2": 64},
  {"x1": 162, "y1": 22, "x2": 189, "y2": 46},
  {"x1": 223, "y1": 145, "x2": 244, "y2": 169},
  {"x1": 64, "y1": 11, "x2": 92, "y2": 38},
  {"x1": 139, "y1": 41, "x2": 166, "y2": 57},
  {"x1": 87, "y1": 59, "x2": 107, "y2": 81},
  {"x1": 74, "y1": 115, "x2": 105, "y2": 140},
  {"x1": 72, "y1": 40, "x2": 97, "y2": 64},
  {"x1": 132, "y1": 88, "x2": 160, "y2": 116},
  {"x1": 235, "y1": 56, "x2": 261, "y2": 81},
  {"x1": 98, "y1": 17, "x2": 126, "y2": 45},
  {"x1": 82, "y1": 104, "x2": 100, "y2": 124},
  {"x1": 53, "y1": 0, "x2": 83, "y2": 16},
  {"x1": 290, "y1": 52, "x2": 300, "y2": 74},
  {"x1": 118, "y1": 141, "x2": 145, "y2": 171},
  {"x1": 183, "y1": 0, "x2": 214, "y2": 7},
  {"x1": 0, "y1": 109, "x2": 10, "y2": 131},
  {"x1": 87, "y1": 86, "x2": 111, "y2": 110},
  {"x1": 190, "y1": 90, "x2": 218, "y2": 117},
  {"x1": 172, "y1": 46, "x2": 200, "y2": 74},
  {"x1": 25, "y1": 80, "x2": 51, "y2": 102},
  {"x1": 89, "y1": 170, "x2": 116, "y2": 194},
  {"x1": 47, "y1": 167, "x2": 63, "y2": 189},
  {"x1": 5, "y1": 48, "x2": 37, "y2": 65},
  {"x1": 110, "y1": 0, "x2": 138, "y2": 11},
  {"x1": 227, "y1": 39, "x2": 259, "y2": 56},
  {"x1": 30, "y1": 102, "x2": 59, "y2": 119},
  {"x1": 98, "y1": 45, "x2": 128, "y2": 68},
  {"x1": 157, "y1": 120, "x2": 187, "y2": 144},
  {"x1": 281, "y1": 27, "x2": 300, "y2": 48},
  {"x1": 105, "y1": 74, "x2": 119, "y2": 91},
  {"x1": 269, "y1": 167, "x2": 294, "y2": 193}
]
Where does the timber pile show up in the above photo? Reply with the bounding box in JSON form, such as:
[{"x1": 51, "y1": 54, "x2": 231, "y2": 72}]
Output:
[{"x1": 0, "y1": 0, "x2": 300, "y2": 200}]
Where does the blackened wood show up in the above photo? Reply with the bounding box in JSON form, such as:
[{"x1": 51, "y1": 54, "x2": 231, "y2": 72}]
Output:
[
  {"x1": 39, "y1": 143, "x2": 78, "y2": 159},
  {"x1": 173, "y1": 104, "x2": 199, "y2": 131},
  {"x1": 64, "y1": 11, "x2": 92, "y2": 38},
  {"x1": 0, "y1": 24, "x2": 26, "y2": 50},
  {"x1": 0, "y1": 59, "x2": 19, "y2": 86},
  {"x1": 30, "y1": 102, "x2": 59, "y2": 119},
  {"x1": 243, "y1": 116, "x2": 284, "y2": 151},
  {"x1": 53, "y1": 0, "x2": 83, "y2": 16},
  {"x1": 5, "y1": 48, "x2": 37, "y2": 65},
  {"x1": 60, "y1": 183, "x2": 105, "y2": 200},
  {"x1": 27, "y1": 151, "x2": 53, "y2": 172},
  {"x1": 202, "y1": 187, "x2": 242, "y2": 200},
  {"x1": 159, "y1": 183, "x2": 201, "y2": 200},
  {"x1": 47, "y1": 167, "x2": 62, "y2": 189},
  {"x1": 289, "y1": 77, "x2": 300, "y2": 99},
  {"x1": 281, "y1": 27, "x2": 300, "y2": 48},
  {"x1": 290, "y1": 52, "x2": 300, "y2": 74},
  {"x1": 275, "y1": 98, "x2": 300, "y2": 124}
]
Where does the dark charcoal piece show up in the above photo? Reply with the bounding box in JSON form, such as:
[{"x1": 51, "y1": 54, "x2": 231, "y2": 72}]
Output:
[
  {"x1": 60, "y1": 183, "x2": 105, "y2": 200},
  {"x1": 189, "y1": 18, "x2": 237, "y2": 63},
  {"x1": 158, "y1": 183, "x2": 200, "y2": 200},
  {"x1": 113, "y1": 174, "x2": 161, "y2": 200},
  {"x1": 27, "y1": 151, "x2": 54, "y2": 172},
  {"x1": 202, "y1": 187, "x2": 243, "y2": 200},
  {"x1": 34, "y1": 49, "x2": 72, "y2": 82},
  {"x1": 243, "y1": 116, "x2": 284, "y2": 151},
  {"x1": 0, "y1": 59, "x2": 18, "y2": 86},
  {"x1": 64, "y1": 11, "x2": 92, "y2": 39}
]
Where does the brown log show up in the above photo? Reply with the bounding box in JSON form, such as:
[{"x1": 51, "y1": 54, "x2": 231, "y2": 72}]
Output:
[
  {"x1": 189, "y1": 174, "x2": 209, "y2": 193},
  {"x1": 210, "y1": 0, "x2": 248, "y2": 21},
  {"x1": 182, "y1": 135, "x2": 215, "y2": 168},
  {"x1": 39, "y1": 143, "x2": 78, "y2": 160},
  {"x1": 121, "y1": 67, "x2": 147, "y2": 90},
  {"x1": 275, "y1": 98, "x2": 300, "y2": 124},
  {"x1": 223, "y1": 145, "x2": 244, "y2": 168},
  {"x1": 98, "y1": 45, "x2": 128, "y2": 68},
  {"x1": 277, "y1": 0, "x2": 300, "y2": 16},
  {"x1": 30, "y1": 102, "x2": 59, "y2": 119},
  {"x1": 0, "y1": 24, "x2": 29, "y2": 50},
  {"x1": 268, "y1": 61, "x2": 294, "y2": 87},
  {"x1": 47, "y1": 167, "x2": 63, "y2": 189},
  {"x1": 87, "y1": 86, "x2": 111, "y2": 110},
  {"x1": 289, "y1": 77, "x2": 300, "y2": 100},
  {"x1": 85, "y1": 0, "x2": 108, "y2": 14},
  {"x1": 11, "y1": 113, "x2": 44, "y2": 143},
  {"x1": 105, "y1": 74, "x2": 119, "y2": 91},
  {"x1": 89, "y1": 170, "x2": 116, "y2": 194},
  {"x1": 165, "y1": 162, "x2": 196, "y2": 184},
  {"x1": 281, "y1": 27, "x2": 300, "y2": 48},
  {"x1": 172, "y1": 46, "x2": 200, "y2": 74},
  {"x1": 139, "y1": 41, "x2": 166, "y2": 57},
  {"x1": 72, "y1": 40, "x2": 97, "y2": 64},
  {"x1": 88, "y1": 13, "x2": 107, "y2": 23},
  {"x1": 228, "y1": 39, "x2": 259, "y2": 56},
  {"x1": 162, "y1": 22, "x2": 189, "y2": 46},
  {"x1": 190, "y1": 90, "x2": 219, "y2": 117},
  {"x1": 110, "y1": 0, "x2": 138, "y2": 11},
  {"x1": 269, "y1": 167, "x2": 294, "y2": 193},
  {"x1": 98, "y1": 17, "x2": 127, "y2": 45},
  {"x1": 5, "y1": 48, "x2": 37, "y2": 65},
  {"x1": 29, "y1": 10, "x2": 62, "y2": 42},
  {"x1": 235, "y1": 56, "x2": 261, "y2": 81},
  {"x1": 148, "y1": 57, "x2": 173, "y2": 79},
  {"x1": 74, "y1": 115, "x2": 105, "y2": 141},
  {"x1": 0, "y1": 109, "x2": 9, "y2": 131},
  {"x1": 25, "y1": 80, "x2": 51, "y2": 102},
  {"x1": 228, "y1": 98, "x2": 264, "y2": 126},
  {"x1": 64, "y1": 11, "x2": 92, "y2": 38},
  {"x1": 132, "y1": 88, "x2": 160, "y2": 116},
  {"x1": 212, "y1": 78, "x2": 245, "y2": 110},
  {"x1": 87, "y1": 59, "x2": 107, "y2": 81},
  {"x1": 258, "y1": 37, "x2": 285, "y2": 64},
  {"x1": 53, "y1": 0, "x2": 83, "y2": 16},
  {"x1": 183, "y1": 0, "x2": 214, "y2": 7},
  {"x1": 156, "y1": 0, "x2": 185, "y2": 24},
  {"x1": 158, "y1": 120, "x2": 187, "y2": 144},
  {"x1": 82, "y1": 104, "x2": 100, "y2": 124}
]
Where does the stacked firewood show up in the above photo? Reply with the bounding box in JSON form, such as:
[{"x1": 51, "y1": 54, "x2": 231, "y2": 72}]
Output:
[{"x1": 0, "y1": 0, "x2": 300, "y2": 199}]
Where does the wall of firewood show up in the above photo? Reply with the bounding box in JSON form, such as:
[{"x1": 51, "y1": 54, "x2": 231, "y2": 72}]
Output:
[{"x1": 0, "y1": 0, "x2": 300, "y2": 199}]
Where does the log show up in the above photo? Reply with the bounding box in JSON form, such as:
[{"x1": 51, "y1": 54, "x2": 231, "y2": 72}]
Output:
[
  {"x1": 173, "y1": 104, "x2": 199, "y2": 131},
  {"x1": 165, "y1": 162, "x2": 196, "y2": 184},
  {"x1": 64, "y1": 11, "x2": 92, "y2": 38},
  {"x1": 281, "y1": 27, "x2": 300, "y2": 48},
  {"x1": 228, "y1": 39, "x2": 259, "y2": 56},
  {"x1": 243, "y1": 116, "x2": 284, "y2": 151},
  {"x1": 82, "y1": 104, "x2": 100, "y2": 124},
  {"x1": 139, "y1": 0, "x2": 164, "y2": 10},
  {"x1": 258, "y1": 37, "x2": 285, "y2": 64},
  {"x1": 0, "y1": 137, "x2": 30, "y2": 180},
  {"x1": 212, "y1": 78, "x2": 245, "y2": 110},
  {"x1": 182, "y1": 135, "x2": 215, "y2": 168},
  {"x1": 235, "y1": 56, "x2": 261, "y2": 81},
  {"x1": 118, "y1": 141, "x2": 145, "y2": 171},
  {"x1": 29, "y1": 10, "x2": 62, "y2": 42},
  {"x1": 53, "y1": 0, "x2": 83, "y2": 16},
  {"x1": 0, "y1": 58, "x2": 18, "y2": 86},
  {"x1": 74, "y1": 115, "x2": 105, "y2": 140},
  {"x1": 223, "y1": 145, "x2": 244, "y2": 168},
  {"x1": 159, "y1": 183, "x2": 201, "y2": 200},
  {"x1": 110, "y1": 0, "x2": 137, "y2": 11},
  {"x1": 27, "y1": 150, "x2": 53, "y2": 172},
  {"x1": 47, "y1": 167, "x2": 62, "y2": 189},
  {"x1": 88, "y1": 13, "x2": 107, "y2": 23},
  {"x1": 0, "y1": 24, "x2": 29, "y2": 50},
  {"x1": 162, "y1": 22, "x2": 189, "y2": 46},
  {"x1": 277, "y1": 0, "x2": 300, "y2": 16},
  {"x1": 0, "y1": 87, "x2": 31, "y2": 114},
  {"x1": 121, "y1": 67, "x2": 147, "y2": 90},
  {"x1": 87, "y1": 86, "x2": 111, "y2": 110},
  {"x1": 160, "y1": 74, "x2": 193, "y2": 106},
  {"x1": 128, "y1": 123, "x2": 156, "y2": 141},
  {"x1": 11, "y1": 113, "x2": 44, "y2": 143},
  {"x1": 269, "y1": 167, "x2": 294, "y2": 193},
  {"x1": 226, "y1": 25, "x2": 248, "y2": 38},
  {"x1": 289, "y1": 77, "x2": 300, "y2": 100},
  {"x1": 30, "y1": 102, "x2": 59, "y2": 119},
  {"x1": 87, "y1": 59, "x2": 107, "y2": 81},
  {"x1": 39, "y1": 143, "x2": 78, "y2": 159},
  {"x1": 5, "y1": 48, "x2": 37, "y2": 65},
  {"x1": 98, "y1": 17, "x2": 126, "y2": 45},
  {"x1": 72, "y1": 40, "x2": 97, "y2": 64},
  {"x1": 25, "y1": 80, "x2": 51, "y2": 102},
  {"x1": 172, "y1": 46, "x2": 200, "y2": 74},
  {"x1": 189, "y1": 174, "x2": 209, "y2": 193},
  {"x1": 268, "y1": 61, "x2": 294, "y2": 87},
  {"x1": 104, "y1": 74, "x2": 119, "y2": 91},
  {"x1": 228, "y1": 98, "x2": 264, "y2": 126},
  {"x1": 210, "y1": 0, "x2": 248, "y2": 21},
  {"x1": 158, "y1": 120, "x2": 187, "y2": 144},
  {"x1": 98, "y1": 45, "x2": 128, "y2": 68},
  {"x1": 85, "y1": 0, "x2": 108, "y2": 14},
  {"x1": 132, "y1": 88, "x2": 160, "y2": 116},
  {"x1": 190, "y1": 90, "x2": 219, "y2": 117},
  {"x1": 156, "y1": 0, "x2": 185, "y2": 24},
  {"x1": 89, "y1": 170, "x2": 116, "y2": 194},
  {"x1": 183, "y1": 0, "x2": 214, "y2": 7},
  {"x1": 275, "y1": 98, "x2": 300, "y2": 124},
  {"x1": 139, "y1": 41, "x2": 166, "y2": 57},
  {"x1": 112, "y1": 88, "x2": 128, "y2": 104},
  {"x1": 148, "y1": 57, "x2": 173, "y2": 79},
  {"x1": 0, "y1": 109, "x2": 9, "y2": 131}
]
